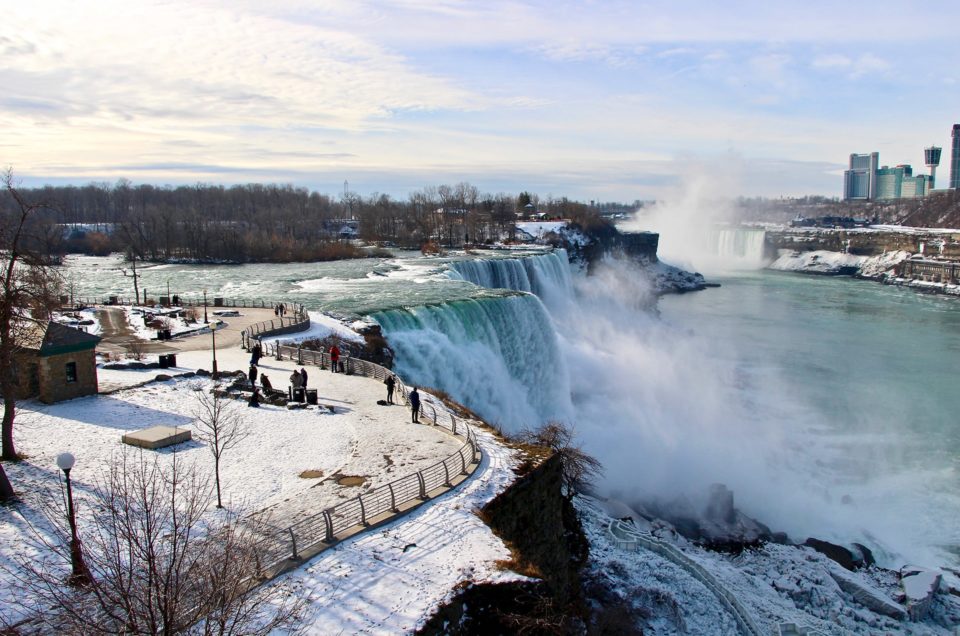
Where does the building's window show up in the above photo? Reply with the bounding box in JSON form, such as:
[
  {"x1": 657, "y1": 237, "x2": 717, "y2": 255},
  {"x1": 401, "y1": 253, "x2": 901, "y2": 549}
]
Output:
[{"x1": 65, "y1": 362, "x2": 77, "y2": 383}]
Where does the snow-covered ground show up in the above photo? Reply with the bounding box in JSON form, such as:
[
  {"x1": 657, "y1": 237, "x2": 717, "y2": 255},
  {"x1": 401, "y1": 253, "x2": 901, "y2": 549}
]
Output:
[
  {"x1": 768, "y1": 249, "x2": 911, "y2": 277},
  {"x1": 268, "y1": 425, "x2": 525, "y2": 634},
  {"x1": 580, "y1": 497, "x2": 960, "y2": 635},
  {"x1": 1, "y1": 338, "x2": 520, "y2": 630},
  {"x1": 51, "y1": 307, "x2": 101, "y2": 335}
]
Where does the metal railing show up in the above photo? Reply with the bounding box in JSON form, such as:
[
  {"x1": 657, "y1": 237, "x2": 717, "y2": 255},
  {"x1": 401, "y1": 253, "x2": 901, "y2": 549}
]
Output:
[
  {"x1": 240, "y1": 307, "x2": 310, "y2": 349},
  {"x1": 609, "y1": 520, "x2": 764, "y2": 636},
  {"x1": 251, "y1": 344, "x2": 481, "y2": 574},
  {"x1": 69, "y1": 296, "x2": 294, "y2": 310}
]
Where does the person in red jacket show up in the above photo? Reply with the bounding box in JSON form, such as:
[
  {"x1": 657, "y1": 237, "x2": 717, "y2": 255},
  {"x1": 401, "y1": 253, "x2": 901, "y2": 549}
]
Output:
[{"x1": 329, "y1": 344, "x2": 340, "y2": 373}]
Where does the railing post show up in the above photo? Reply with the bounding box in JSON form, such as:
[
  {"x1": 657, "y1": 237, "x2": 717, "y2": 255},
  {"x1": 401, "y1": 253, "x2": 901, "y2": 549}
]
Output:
[
  {"x1": 388, "y1": 483, "x2": 397, "y2": 512},
  {"x1": 358, "y1": 496, "x2": 367, "y2": 526},
  {"x1": 323, "y1": 510, "x2": 334, "y2": 543},
  {"x1": 417, "y1": 472, "x2": 427, "y2": 499},
  {"x1": 276, "y1": 343, "x2": 282, "y2": 360},
  {"x1": 288, "y1": 527, "x2": 299, "y2": 560},
  {"x1": 460, "y1": 448, "x2": 468, "y2": 475},
  {"x1": 443, "y1": 461, "x2": 451, "y2": 487}
]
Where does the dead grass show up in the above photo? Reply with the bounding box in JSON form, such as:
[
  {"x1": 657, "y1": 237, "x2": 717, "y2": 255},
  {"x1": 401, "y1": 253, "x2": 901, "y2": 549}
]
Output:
[{"x1": 298, "y1": 470, "x2": 324, "y2": 479}]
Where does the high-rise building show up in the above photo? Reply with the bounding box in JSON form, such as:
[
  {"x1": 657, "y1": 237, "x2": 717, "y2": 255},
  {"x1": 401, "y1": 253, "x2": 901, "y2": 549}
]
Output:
[
  {"x1": 844, "y1": 152, "x2": 878, "y2": 200},
  {"x1": 950, "y1": 125, "x2": 960, "y2": 189}
]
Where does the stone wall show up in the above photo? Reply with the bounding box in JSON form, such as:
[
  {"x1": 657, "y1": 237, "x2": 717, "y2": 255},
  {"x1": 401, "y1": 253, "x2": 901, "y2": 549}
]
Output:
[
  {"x1": 766, "y1": 228, "x2": 960, "y2": 259},
  {"x1": 37, "y1": 349, "x2": 98, "y2": 403}
]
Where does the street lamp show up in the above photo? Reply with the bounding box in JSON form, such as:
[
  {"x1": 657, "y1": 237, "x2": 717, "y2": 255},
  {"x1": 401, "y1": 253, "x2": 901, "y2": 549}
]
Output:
[
  {"x1": 55, "y1": 452, "x2": 91, "y2": 587},
  {"x1": 210, "y1": 321, "x2": 219, "y2": 379},
  {"x1": 203, "y1": 289, "x2": 208, "y2": 323}
]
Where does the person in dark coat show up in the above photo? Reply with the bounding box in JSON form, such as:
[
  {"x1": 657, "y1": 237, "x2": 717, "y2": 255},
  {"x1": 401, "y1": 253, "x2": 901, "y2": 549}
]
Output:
[
  {"x1": 385, "y1": 375, "x2": 396, "y2": 404},
  {"x1": 261, "y1": 374, "x2": 274, "y2": 393},
  {"x1": 300, "y1": 367, "x2": 308, "y2": 388},
  {"x1": 290, "y1": 370, "x2": 302, "y2": 389},
  {"x1": 248, "y1": 365, "x2": 258, "y2": 387},
  {"x1": 248, "y1": 388, "x2": 260, "y2": 407},
  {"x1": 329, "y1": 345, "x2": 340, "y2": 373},
  {"x1": 250, "y1": 342, "x2": 262, "y2": 366},
  {"x1": 409, "y1": 387, "x2": 420, "y2": 423}
]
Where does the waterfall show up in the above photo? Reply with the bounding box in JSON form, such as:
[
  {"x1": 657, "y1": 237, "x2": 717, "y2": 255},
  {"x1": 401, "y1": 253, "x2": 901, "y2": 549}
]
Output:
[
  {"x1": 371, "y1": 294, "x2": 573, "y2": 430},
  {"x1": 714, "y1": 228, "x2": 767, "y2": 267},
  {"x1": 447, "y1": 250, "x2": 574, "y2": 306}
]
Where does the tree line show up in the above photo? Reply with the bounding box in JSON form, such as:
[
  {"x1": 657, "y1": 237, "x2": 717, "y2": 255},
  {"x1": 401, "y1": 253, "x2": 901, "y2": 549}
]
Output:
[{"x1": 0, "y1": 179, "x2": 603, "y2": 263}]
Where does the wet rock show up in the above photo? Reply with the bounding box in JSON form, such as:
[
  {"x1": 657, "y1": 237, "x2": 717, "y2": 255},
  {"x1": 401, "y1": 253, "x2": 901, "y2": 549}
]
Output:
[{"x1": 804, "y1": 538, "x2": 870, "y2": 571}]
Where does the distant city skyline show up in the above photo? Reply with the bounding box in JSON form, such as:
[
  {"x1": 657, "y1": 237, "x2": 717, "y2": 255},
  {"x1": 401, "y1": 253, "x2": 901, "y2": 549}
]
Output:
[{"x1": 4, "y1": 1, "x2": 960, "y2": 201}]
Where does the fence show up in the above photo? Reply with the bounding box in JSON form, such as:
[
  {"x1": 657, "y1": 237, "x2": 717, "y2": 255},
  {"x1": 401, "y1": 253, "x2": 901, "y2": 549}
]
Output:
[
  {"x1": 69, "y1": 295, "x2": 294, "y2": 310},
  {"x1": 240, "y1": 307, "x2": 311, "y2": 349},
  {"x1": 251, "y1": 344, "x2": 482, "y2": 576},
  {"x1": 609, "y1": 519, "x2": 764, "y2": 636}
]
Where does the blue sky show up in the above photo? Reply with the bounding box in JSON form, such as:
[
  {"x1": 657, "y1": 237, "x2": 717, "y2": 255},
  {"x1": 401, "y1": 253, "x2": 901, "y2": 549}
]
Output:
[{"x1": 3, "y1": 0, "x2": 960, "y2": 200}]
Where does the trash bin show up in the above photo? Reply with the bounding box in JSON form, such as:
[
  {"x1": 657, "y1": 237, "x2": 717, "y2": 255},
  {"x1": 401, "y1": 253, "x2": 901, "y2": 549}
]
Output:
[
  {"x1": 109, "y1": 295, "x2": 118, "y2": 305},
  {"x1": 166, "y1": 354, "x2": 177, "y2": 367},
  {"x1": 213, "y1": 297, "x2": 224, "y2": 307},
  {"x1": 172, "y1": 295, "x2": 180, "y2": 305},
  {"x1": 292, "y1": 387, "x2": 305, "y2": 403},
  {"x1": 158, "y1": 355, "x2": 170, "y2": 369},
  {"x1": 306, "y1": 389, "x2": 318, "y2": 405}
]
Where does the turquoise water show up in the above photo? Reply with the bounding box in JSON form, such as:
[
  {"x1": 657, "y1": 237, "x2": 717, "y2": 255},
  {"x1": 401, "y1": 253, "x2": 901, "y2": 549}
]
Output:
[
  {"x1": 63, "y1": 252, "x2": 960, "y2": 567},
  {"x1": 655, "y1": 271, "x2": 960, "y2": 566}
]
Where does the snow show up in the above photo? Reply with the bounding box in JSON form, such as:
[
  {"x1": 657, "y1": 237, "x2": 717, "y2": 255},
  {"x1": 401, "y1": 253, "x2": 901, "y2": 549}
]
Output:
[
  {"x1": 768, "y1": 249, "x2": 911, "y2": 278},
  {"x1": 1, "y1": 336, "x2": 520, "y2": 630},
  {"x1": 268, "y1": 425, "x2": 525, "y2": 634},
  {"x1": 515, "y1": 221, "x2": 567, "y2": 240},
  {"x1": 51, "y1": 307, "x2": 101, "y2": 335},
  {"x1": 579, "y1": 496, "x2": 960, "y2": 635}
]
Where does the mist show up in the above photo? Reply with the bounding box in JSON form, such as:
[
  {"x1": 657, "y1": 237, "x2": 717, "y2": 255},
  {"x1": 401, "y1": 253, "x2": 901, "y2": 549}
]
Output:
[{"x1": 620, "y1": 163, "x2": 771, "y2": 274}]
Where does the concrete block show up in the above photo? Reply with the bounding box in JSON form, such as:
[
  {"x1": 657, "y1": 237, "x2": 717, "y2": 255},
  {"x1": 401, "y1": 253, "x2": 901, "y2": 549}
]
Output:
[{"x1": 122, "y1": 425, "x2": 192, "y2": 450}]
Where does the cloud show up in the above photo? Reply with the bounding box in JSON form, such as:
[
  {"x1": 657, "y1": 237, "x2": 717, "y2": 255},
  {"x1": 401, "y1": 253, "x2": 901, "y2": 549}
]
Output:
[{"x1": 811, "y1": 52, "x2": 890, "y2": 79}]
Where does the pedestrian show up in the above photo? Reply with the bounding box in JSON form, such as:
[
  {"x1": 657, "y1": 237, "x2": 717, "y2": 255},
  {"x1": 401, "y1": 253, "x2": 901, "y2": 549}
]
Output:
[
  {"x1": 300, "y1": 367, "x2": 308, "y2": 388},
  {"x1": 279, "y1": 303, "x2": 285, "y2": 318},
  {"x1": 250, "y1": 341, "x2": 262, "y2": 366},
  {"x1": 249, "y1": 365, "x2": 258, "y2": 386},
  {"x1": 274, "y1": 304, "x2": 279, "y2": 316},
  {"x1": 329, "y1": 344, "x2": 340, "y2": 373},
  {"x1": 385, "y1": 374, "x2": 396, "y2": 404},
  {"x1": 409, "y1": 387, "x2": 420, "y2": 423},
  {"x1": 248, "y1": 388, "x2": 260, "y2": 407},
  {"x1": 290, "y1": 370, "x2": 302, "y2": 389}
]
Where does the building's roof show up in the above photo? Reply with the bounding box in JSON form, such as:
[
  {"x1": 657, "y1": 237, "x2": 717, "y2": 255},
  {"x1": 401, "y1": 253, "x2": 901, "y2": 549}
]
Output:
[{"x1": 21, "y1": 321, "x2": 100, "y2": 356}]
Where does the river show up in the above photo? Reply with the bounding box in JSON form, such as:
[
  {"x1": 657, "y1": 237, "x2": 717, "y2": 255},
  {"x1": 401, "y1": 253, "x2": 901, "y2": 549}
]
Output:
[{"x1": 61, "y1": 251, "x2": 960, "y2": 569}]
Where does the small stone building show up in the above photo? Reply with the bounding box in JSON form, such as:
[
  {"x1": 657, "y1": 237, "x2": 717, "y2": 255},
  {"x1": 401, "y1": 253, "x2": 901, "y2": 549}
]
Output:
[{"x1": 14, "y1": 322, "x2": 101, "y2": 403}]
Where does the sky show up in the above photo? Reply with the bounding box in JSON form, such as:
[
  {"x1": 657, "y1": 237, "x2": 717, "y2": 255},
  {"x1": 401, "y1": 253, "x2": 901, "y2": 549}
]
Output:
[{"x1": 3, "y1": 0, "x2": 960, "y2": 201}]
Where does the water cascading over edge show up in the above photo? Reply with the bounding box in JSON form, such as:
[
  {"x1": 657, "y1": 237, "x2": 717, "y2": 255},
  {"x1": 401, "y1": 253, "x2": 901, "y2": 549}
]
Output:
[
  {"x1": 447, "y1": 249, "x2": 574, "y2": 306},
  {"x1": 371, "y1": 293, "x2": 573, "y2": 431}
]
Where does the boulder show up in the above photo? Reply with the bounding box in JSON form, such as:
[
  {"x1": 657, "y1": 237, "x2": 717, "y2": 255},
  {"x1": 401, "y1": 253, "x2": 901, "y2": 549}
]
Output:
[
  {"x1": 804, "y1": 538, "x2": 868, "y2": 571},
  {"x1": 900, "y1": 565, "x2": 942, "y2": 621},
  {"x1": 829, "y1": 567, "x2": 907, "y2": 620}
]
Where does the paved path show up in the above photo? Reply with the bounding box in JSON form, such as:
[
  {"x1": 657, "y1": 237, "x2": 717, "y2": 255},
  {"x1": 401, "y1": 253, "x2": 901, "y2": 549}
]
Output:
[{"x1": 95, "y1": 306, "x2": 280, "y2": 356}]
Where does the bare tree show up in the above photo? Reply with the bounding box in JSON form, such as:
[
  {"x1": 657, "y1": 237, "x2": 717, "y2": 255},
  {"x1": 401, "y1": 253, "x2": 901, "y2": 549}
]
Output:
[
  {"x1": 193, "y1": 387, "x2": 249, "y2": 509},
  {"x1": 4, "y1": 451, "x2": 304, "y2": 634},
  {"x1": 1, "y1": 170, "x2": 62, "y2": 476},
  {"x1": 518, "y1": 422, "x2": 603, "y2": 499}
]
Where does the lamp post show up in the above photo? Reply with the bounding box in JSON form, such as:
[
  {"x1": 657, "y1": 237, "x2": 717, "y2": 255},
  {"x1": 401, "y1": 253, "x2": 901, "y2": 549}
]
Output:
[
  {"x1": 210, "y1": 321, "x2": 219, "y2": 379},
  {"x1": 203, "y1": 289, "x2": 208, "y2": 323},
  {"x1": 56, "y1": 452, "x2": 91, "y2": 587}
]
